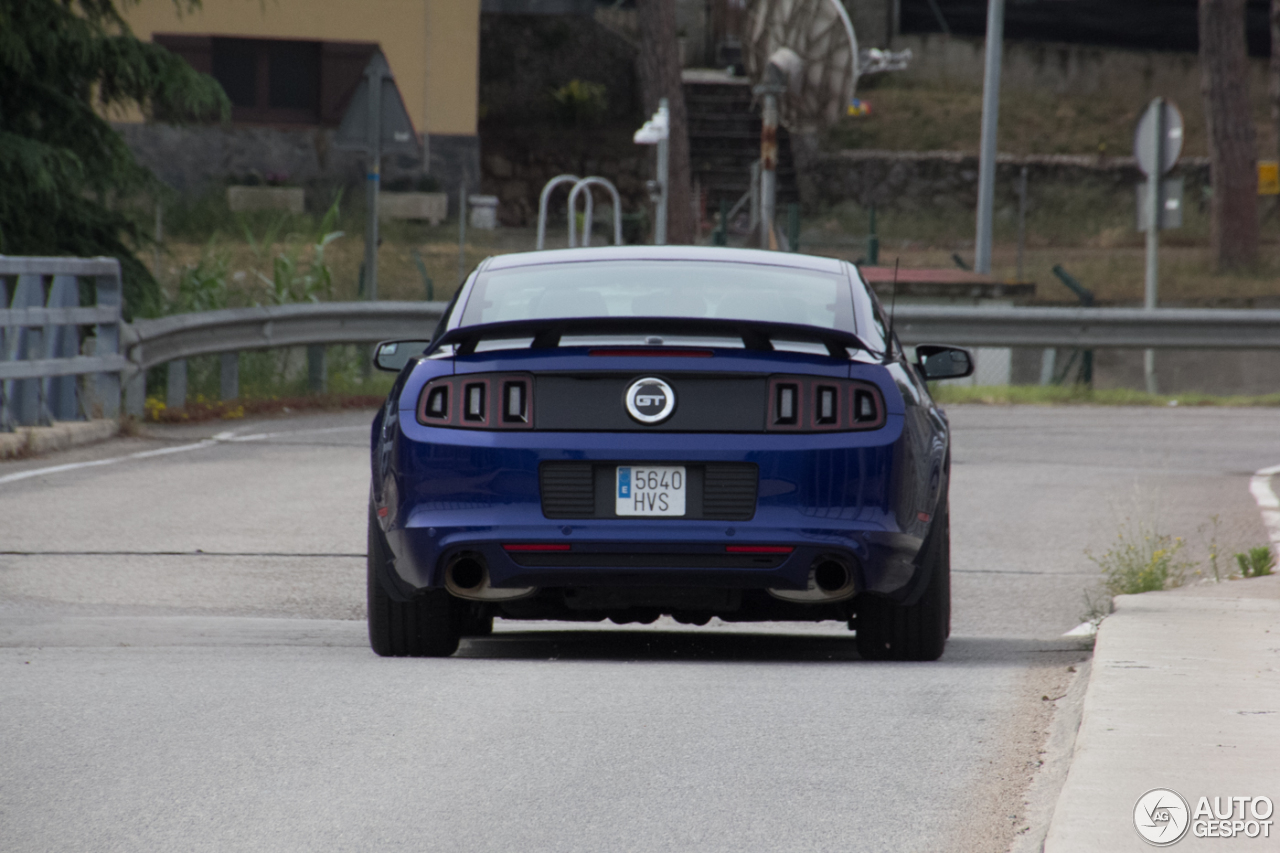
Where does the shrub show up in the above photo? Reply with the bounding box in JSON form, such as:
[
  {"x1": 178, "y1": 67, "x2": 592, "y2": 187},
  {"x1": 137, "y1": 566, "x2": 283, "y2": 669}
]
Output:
[
  {"x1": 1087, "y1": 519, "x2": 1192, "y2": 595},
  {"x1": 550, "y1": 79, "x2": 608, "y2": 126},
  {"x1": 1236, "y1": 546, "x2": 1276, "y2": 578}
]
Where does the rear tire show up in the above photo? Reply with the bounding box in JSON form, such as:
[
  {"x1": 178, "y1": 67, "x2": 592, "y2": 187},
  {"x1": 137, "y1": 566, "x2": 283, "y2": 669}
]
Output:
[
  {"x1": 460, "y1": 609, "x2": 494, "y2": 637},
  {"x1": 855, "y1": 502, "x2": 951, "y2": 662},
  {"x1": 367, "y1": 507, "x2": 461, "y2": 657}
]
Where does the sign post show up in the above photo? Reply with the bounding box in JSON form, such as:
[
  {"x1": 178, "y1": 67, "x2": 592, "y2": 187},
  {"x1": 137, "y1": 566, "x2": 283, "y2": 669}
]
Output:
[
  {"x1": 634, "y1": 100, "x2": 670, "y2": 245},
  {"x1": 334, "y1": 51, "x2": 421, "y2": 302},
  {"x1": 1133, "y1": 97, "x2": 1183, "y2": 394}
]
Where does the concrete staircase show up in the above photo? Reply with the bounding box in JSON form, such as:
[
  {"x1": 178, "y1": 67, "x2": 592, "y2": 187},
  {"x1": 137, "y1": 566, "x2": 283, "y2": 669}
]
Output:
[{"x1": 682, "y1": 70, "x2": 799, "y2": 214}]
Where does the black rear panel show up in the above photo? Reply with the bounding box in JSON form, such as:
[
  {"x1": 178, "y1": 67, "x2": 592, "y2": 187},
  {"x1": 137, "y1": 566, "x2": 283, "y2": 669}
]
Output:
[
  {"x1": 534, "y1": 374, "x2": 766, "y2": 432},
  {"x1": 540, "y1": 462, "x2": 758, "y2": 520}
]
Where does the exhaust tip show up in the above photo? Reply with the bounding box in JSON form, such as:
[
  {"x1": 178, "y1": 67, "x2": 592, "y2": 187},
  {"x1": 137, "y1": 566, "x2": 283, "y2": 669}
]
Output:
[
  {"x1": 813, "y1": 559, "x2": 850, "y2": 593},
  {"x1": 448, "y1": 556, "x2": 485, "y2": 591}
]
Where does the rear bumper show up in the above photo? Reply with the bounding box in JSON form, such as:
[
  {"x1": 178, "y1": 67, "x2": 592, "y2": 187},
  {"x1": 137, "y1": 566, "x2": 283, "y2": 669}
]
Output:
[{"x1": 384, "y1": 516, "x2": 924, "y2": 599}]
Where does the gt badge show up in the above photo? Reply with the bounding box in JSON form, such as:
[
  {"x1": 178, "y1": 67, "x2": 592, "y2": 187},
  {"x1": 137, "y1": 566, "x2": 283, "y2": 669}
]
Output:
[{"x1": 625, "y1": 377, "x2": 676, "y2": 424}]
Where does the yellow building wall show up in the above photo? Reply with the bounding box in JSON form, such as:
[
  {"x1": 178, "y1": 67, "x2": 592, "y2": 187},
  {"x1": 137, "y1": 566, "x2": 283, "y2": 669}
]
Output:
[{"x1": 119, "y1": 0, "x2": 479, "y2": 136}]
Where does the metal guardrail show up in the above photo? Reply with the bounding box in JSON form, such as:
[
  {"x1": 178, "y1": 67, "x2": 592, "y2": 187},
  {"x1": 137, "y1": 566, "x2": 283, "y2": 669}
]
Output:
[
  {"x1": 129, "y1": 302, "x2": 449, "y2": 372},
  {"x1": 8, "y1": 250, "x2": 1280, "y2": 428},
  {"x1": 1, "y1": 257, "x2": 126, "y2": 429},
  {"x1": 891, "y1": 305, "x2": 1280, "y2": 349}
]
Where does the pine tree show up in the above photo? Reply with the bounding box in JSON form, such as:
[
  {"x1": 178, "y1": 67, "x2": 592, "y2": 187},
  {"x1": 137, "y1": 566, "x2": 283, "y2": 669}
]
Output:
[
  {"x1": 0, "y1": 0, "x2": 227, "y2": 317},
  {"x1": 1199, "y1": 0, "x2": 1259, "y2": 270}
]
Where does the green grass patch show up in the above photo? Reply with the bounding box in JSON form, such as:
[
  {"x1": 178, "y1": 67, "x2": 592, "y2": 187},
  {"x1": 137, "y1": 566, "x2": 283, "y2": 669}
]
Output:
[{"x1": 931, "y1": 384, "x2": 1280, "y2": 407}]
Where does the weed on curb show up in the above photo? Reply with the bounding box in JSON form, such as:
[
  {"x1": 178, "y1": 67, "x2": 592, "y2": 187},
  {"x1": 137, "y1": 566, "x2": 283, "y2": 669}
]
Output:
[{"x1": 1235, "y1": 546, "x2": 1277, "y2": 578}]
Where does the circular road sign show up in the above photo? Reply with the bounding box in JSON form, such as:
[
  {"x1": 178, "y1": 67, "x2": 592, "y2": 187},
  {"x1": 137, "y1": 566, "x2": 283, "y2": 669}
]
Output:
[{"x1": 1133, "y1": 99, "x2": 1184, "y2": 177}]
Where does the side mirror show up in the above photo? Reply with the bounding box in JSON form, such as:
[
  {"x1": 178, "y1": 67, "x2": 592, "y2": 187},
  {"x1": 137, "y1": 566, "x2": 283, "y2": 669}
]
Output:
[
  {"x1": 373, "y1": 340, "x2": 431, "y2": 372},
  {"x1": 915, "y1": 345, "x2": 974, "y2": 380}
]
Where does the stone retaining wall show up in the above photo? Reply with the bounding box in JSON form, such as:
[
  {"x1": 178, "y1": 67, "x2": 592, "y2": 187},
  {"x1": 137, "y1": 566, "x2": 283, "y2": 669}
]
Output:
[{"x1": 792, "y1": 140, "x2": 1210, "y2": 214}]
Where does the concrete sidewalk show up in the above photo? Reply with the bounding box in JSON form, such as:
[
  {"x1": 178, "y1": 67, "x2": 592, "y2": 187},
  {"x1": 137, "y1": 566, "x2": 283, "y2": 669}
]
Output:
[{"x1": 1045, "y1": 574, "x2": 1280, "y2": 851}]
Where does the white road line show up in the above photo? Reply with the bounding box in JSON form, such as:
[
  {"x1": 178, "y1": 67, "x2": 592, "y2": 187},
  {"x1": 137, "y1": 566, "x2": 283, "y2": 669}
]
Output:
[
  {"x1": 1249, "y1": 463, "x2": 1280, "y2": 555},
  {"x1": 0, "y1": 424, "x2": 366, "y2": 486},
  {"x1": 223, "y1": 425, "x2": 367, "y2": 442}
]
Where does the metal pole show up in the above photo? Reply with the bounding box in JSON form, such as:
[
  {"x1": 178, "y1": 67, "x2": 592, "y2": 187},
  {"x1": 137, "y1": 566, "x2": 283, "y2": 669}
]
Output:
[
  {"x1": 760, "y1": 89, "x2": 779, "y2": 250},
  {"x1": 458, "y1": 178, "x2": 468, "y2": 284},
  {"x1": 1144, "y1": 97, "x2": 1164, "y2": 395},
  {"x1": 153, "y1": 199, "x2": 163, "y2": 287},
  {"x1": 1016, "y1": 165, "x2": 1028, "y2": 280},
  {"x1": 974, "y1": 0, "x2": 1005, "y2": 275},
  {"x1": 364, "y1": 66, "x2": 382, "y2": 302},
  {"x1": 867, "y1": 203, "x2": 879, "y2": 265},
  {"x1": 655, "y1": 98, "x2": 670, "y2": 245}
]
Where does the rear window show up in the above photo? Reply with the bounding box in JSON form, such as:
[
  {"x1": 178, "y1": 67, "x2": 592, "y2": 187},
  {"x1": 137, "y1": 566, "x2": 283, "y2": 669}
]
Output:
[{"x1": 459, "y1": 260, "x2": 855, "y2": 333}]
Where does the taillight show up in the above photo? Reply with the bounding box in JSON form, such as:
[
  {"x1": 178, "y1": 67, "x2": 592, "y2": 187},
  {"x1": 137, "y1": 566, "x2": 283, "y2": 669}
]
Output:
[
  {"x1": 766, "y1": 376, "x2": 885, "y2": 432},
  {"x1": 417, "y1": 373, "x2": 533, "y2": 429},
  {"x1": 774, "y1": 383, "x2": 799, "y2": 425},
  {"x1": 462, "y1": 381, "x2": 488, "y2": 424}
]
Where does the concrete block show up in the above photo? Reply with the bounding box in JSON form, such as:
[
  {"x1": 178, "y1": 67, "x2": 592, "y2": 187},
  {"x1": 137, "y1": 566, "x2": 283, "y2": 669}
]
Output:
[
  {"x1": 226, "y1": 186, "x2": 306, "y2": 214},
  {"x1": 379, "y1": 192, "x2": 447, "y2": 224},
  {"x1": 468, "y1": 195, "x2": 499, "y2": 229},
  {"x1": 0, "y1": 419, "x2": 119, "y2": 460}
]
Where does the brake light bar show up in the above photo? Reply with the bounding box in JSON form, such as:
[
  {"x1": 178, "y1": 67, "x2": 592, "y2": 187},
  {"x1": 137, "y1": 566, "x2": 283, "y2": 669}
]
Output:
[{"x1": 589, "y1": 348, "x2": 714, "y2": 358}]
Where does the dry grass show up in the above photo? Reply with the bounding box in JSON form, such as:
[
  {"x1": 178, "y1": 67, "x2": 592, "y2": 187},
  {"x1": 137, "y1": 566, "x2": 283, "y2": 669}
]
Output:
[{"x1": 834, "y1": 76, "x2": 1278, "y2": 159}]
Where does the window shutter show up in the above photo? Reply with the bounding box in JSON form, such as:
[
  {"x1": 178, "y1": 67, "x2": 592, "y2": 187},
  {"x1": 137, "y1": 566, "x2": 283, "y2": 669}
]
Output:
[{"x1": 319, "y1": 41, "x2": 380, "y2": 125}]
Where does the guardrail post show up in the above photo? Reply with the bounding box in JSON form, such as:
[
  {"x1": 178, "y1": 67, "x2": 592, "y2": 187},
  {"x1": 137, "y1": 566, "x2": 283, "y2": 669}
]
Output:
[
  {"x1": 167, "y1": 360, "x2": 187, "y2": 409},
  {"x1": 10, "y1": 274, "x2": 45, "y2": 426},
  {"x1": 124, "y1": 372, "x2": 145, "y2": 418},
  {"x1": 307, "y1": 345, "x2": 327, "y2": 393},
  {"x1": 1038, "y1": 349, "x2": 1056, "y2": 385},
  {"x1": 92, "y1": 266, "x2": 123, "y2": 419},
  {"x1": 46, "y1": 275, "x2": 80, "y2": 421},
  {"x1": 220, "y1": 352, "x2": 239, "y2": 401},
  {"x1": 0, "y1": 275, "x2": 10, "y2": 430}
]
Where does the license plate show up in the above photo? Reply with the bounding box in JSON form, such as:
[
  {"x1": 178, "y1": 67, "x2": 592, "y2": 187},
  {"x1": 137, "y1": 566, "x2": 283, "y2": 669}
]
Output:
[{"x1": 616, "y1": 466, "x2": 686, "y2": 516}]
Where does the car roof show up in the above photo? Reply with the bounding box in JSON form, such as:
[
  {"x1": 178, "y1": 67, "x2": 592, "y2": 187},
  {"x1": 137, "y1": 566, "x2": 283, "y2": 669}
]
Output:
[{"x1": 481, "y1": 245, "x2": 848, "y2": 274}]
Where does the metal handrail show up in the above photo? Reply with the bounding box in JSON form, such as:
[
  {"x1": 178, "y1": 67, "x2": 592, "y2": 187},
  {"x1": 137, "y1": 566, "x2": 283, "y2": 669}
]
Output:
[
  {"x1": 535, "y1": 174, "x2": 581, "y2": 250},
  {"x1": 567, "y1": 177, "x2": 624, "y2": 248}
]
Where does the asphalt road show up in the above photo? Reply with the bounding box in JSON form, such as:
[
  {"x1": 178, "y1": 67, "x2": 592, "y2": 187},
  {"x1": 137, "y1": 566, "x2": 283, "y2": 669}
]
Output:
[{"x1": 1, "y1": 405, "x2": 1275, "y2": 852}]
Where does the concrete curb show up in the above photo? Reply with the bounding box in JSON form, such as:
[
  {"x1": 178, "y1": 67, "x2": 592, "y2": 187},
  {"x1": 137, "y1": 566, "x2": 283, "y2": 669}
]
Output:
[
  {"x1": 0, "y1": 420, "x2": 120, "y2": 460},
  {"x1": 1043, "y1": 575, "x2": 1280, "y2": 851},
  {"x1": 1011, "y1": 659, "x2": 1091, "y2": 853}
]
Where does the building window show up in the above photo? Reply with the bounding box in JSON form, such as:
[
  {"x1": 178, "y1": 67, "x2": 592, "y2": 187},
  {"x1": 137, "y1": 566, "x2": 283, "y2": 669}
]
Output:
[
  {"x1": 211, "y1": 38, "x2": 320, "y2": 123},
  {"x1": 154, "y1": 34, "x2": 377, "y2": 127}
]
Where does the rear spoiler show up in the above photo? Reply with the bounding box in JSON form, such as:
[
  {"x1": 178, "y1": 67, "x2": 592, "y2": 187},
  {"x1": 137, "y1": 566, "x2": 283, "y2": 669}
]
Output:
[{"x1": 431, "y1": 316, "x2": 880, "y2": 359}]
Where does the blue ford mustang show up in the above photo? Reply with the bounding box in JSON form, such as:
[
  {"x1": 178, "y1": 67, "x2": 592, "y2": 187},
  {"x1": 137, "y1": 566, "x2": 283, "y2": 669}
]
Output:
[{"x1": 368, "y1": 246, "x2": 973, "y2": 660}]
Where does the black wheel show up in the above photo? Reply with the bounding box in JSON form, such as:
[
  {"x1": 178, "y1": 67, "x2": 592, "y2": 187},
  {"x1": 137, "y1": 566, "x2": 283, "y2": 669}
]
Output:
[
  {"x1": 855, "y1": 501, "x2": 951, "y2": 661},
  {"x1": 367, "y1": 507, "x2": 461, "y2": 657}
]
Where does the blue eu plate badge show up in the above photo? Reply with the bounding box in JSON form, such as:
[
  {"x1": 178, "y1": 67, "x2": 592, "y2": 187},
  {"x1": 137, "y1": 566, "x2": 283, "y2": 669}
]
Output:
[{"x1": 617, "y1": 467, "x2": 632, "y2": 499}]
